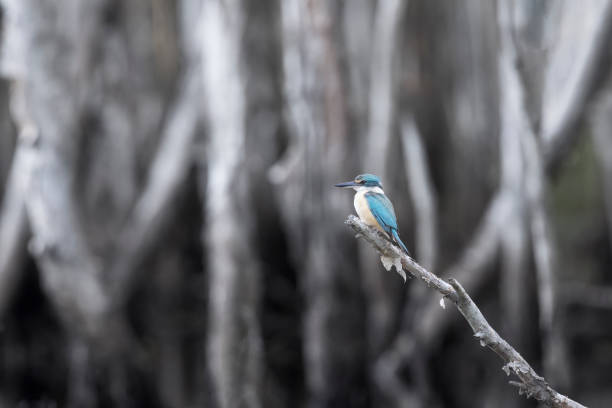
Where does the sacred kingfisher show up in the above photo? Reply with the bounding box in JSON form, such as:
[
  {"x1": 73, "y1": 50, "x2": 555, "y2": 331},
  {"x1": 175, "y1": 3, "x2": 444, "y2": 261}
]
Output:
[{"x1": 335, "y1": 173, "x2": 409, "y2": 254}]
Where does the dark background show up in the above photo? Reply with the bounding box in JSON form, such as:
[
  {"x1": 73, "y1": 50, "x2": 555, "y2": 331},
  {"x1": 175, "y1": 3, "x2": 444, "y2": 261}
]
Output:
[{"x1": 0, "y1": 0, "x2": 611, "y2": 407}]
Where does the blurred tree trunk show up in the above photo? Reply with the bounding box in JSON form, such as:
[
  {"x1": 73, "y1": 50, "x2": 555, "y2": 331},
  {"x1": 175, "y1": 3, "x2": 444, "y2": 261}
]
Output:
[
  {"x1": 2, "y1": 1, "x2": 129, "y2": 405},
  {"x1": 200, "y1": 1, "x2": 263, "y2": 407}
]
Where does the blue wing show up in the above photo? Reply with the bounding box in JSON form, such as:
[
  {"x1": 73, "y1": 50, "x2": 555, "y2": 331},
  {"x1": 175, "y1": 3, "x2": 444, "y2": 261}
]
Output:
[
  {"x1": 365, "y1": 192, "x2": 398, "y2": 236},
  {"x1": 366, "y1": 192, "x2": 409, "y2": 254}
]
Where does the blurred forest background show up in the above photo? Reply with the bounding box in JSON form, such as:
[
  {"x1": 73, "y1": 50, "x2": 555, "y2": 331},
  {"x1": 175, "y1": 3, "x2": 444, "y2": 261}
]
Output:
[{"x1": 0, "y1": 0, "x2": 611, "y2": 407}]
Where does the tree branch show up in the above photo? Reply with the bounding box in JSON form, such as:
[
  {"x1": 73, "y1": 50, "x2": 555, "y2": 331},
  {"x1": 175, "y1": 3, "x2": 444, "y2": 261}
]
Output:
[
  {"x1": 416, "y1": 190, "x2": 507, "y2": 346},
  {"x1": 345, "y1": 214, "x2": 586, "y2": 408}
]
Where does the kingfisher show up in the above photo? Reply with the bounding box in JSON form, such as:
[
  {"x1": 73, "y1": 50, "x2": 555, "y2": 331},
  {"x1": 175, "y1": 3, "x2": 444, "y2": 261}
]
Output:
[{"x1": 335, "y1": 173, "x2": 409, "y2": 254}]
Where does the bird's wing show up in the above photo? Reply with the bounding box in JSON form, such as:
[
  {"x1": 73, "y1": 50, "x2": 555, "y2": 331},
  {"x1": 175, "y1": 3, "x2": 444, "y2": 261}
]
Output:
[{"x1": 365, "y1": 192, "x2": 398, "y2": 235}]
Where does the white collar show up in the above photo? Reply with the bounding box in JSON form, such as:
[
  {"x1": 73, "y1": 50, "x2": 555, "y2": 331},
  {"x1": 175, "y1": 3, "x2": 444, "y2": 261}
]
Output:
[{"x1": 353, "y1": 186, "x2": 384, "y2": 195}]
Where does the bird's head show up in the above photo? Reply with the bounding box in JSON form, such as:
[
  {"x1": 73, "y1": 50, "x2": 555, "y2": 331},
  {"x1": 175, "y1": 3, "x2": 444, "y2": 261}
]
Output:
[{"x1": 335, "y1": 173, "x2": 383, "y2": 191}]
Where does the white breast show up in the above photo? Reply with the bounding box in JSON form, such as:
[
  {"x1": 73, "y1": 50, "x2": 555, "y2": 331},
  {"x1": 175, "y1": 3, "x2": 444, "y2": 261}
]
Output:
[{"x1": 354, "y1": 190, "x2": 384, "y2": 232}]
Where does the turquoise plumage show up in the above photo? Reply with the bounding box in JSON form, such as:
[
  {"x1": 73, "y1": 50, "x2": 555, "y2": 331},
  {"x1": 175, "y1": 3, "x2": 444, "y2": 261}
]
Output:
[
  {"x1": 365, "y1": 192, "x2": 397, "y2": 233},
  {"x1": 365, "y1": 192, "x2": 409, "y2": 254}
]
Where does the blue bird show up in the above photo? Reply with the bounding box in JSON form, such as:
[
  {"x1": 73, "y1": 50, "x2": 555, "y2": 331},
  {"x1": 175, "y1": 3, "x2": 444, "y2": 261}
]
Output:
[{"x1": 335, "y1": 174, "x2": 409, "y2": 254}]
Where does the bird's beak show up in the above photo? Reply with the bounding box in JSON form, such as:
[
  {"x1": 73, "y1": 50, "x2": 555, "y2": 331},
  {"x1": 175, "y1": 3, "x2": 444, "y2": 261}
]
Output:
[{"x1": 334, "y1": 181, "x2": 357, "y2": 188}]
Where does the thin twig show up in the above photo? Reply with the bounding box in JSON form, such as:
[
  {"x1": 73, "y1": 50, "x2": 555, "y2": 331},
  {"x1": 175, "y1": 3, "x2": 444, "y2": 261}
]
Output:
[{"x1": 345, "y1": 215, "x2": 586, "y2": 408}]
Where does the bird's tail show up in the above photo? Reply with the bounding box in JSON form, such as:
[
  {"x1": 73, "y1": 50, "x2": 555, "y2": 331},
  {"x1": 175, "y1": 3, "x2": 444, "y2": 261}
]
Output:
[{"x1": 391, "y1": 229, "x2": 409, "y2": 255}]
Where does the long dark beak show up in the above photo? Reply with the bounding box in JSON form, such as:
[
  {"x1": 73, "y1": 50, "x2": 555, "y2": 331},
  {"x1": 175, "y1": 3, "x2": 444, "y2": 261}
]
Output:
[{"x1": 334, "y1": 181, "x2": 357, "y2": 188}]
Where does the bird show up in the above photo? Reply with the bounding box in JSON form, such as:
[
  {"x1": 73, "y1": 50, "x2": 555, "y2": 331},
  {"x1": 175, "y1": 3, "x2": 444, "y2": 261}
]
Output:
[{"x1": 335, "y1": 173, "x2": 409, "y2": 254}]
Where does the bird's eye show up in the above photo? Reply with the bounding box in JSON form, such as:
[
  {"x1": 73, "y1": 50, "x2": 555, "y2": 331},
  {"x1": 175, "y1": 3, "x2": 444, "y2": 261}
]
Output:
[{"x1": 356, "y1": 179, "x2": 365, "y2": 184}]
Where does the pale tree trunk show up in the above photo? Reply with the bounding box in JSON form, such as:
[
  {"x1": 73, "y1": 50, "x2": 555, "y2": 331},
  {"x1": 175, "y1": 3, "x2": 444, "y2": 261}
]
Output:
[
  {"x1": 2, "y1": 0, "x2": 110, "y2": 342},
  {"x1": 0, "y1": 1, "x2": 129, "y2": 406},
  {"x1": 200, "y1": 1, "x2": 262, "y2": 407}
]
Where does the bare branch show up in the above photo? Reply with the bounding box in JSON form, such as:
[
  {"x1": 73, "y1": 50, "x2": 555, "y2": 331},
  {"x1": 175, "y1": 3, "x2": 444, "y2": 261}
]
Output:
[
  {"x1": 416, "y1": 191, "x2": 508, "y2": 345},
  {"x1": 347, "y1": 216, "x2": 452, "y2": 299},
  {"x1": 345, "y1": 215, "x2": 586, "y2": 408}
]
